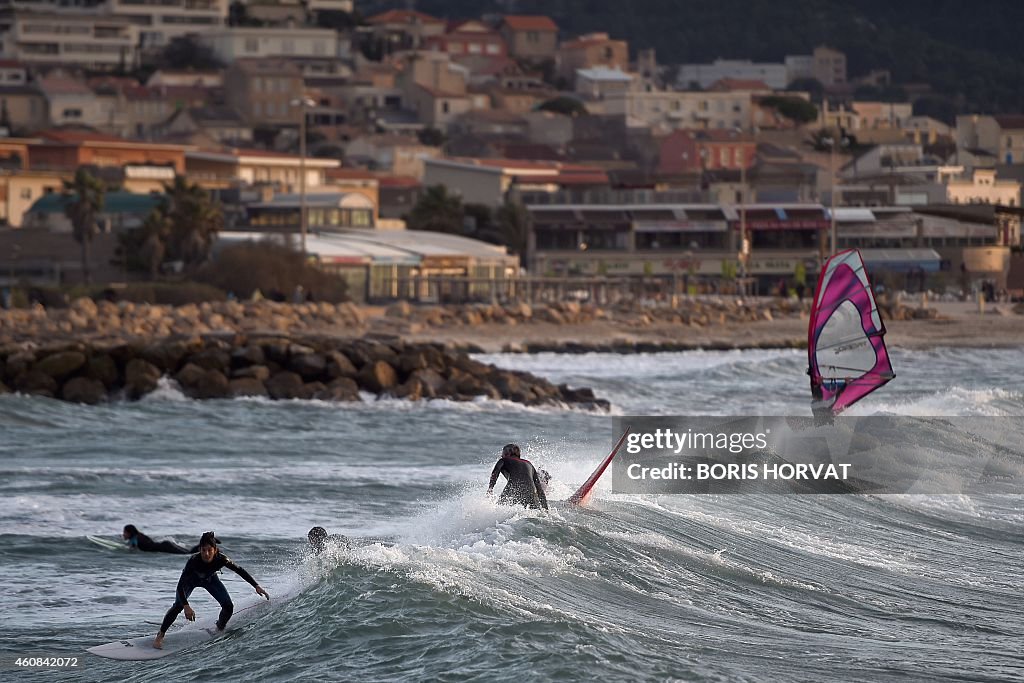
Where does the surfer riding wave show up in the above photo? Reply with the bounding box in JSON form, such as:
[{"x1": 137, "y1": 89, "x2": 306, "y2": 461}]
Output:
[{"x1": 487, "y1": 444, "x2": 549, "y2": 511}]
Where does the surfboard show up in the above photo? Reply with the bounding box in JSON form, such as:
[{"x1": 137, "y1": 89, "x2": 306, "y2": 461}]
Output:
[
  {"x1": 87, "y1": 535, "x2": 128, "y2": 551},
  {"x1": 86, "y1": 596, "x2": 274, "y2": 661},
  {"x1": 567, "y1": 426, "x2": 631, "y2": 507}
]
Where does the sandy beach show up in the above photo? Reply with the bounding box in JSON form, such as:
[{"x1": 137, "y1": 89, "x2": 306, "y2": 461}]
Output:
[{"x1": 403, "y1": 301, "x2": 1024, "y2": 353}]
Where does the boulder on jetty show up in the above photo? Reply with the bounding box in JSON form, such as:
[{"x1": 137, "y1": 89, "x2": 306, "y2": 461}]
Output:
[{"x1": 0, "y1": 335, "x2": 609, "y2": 411}]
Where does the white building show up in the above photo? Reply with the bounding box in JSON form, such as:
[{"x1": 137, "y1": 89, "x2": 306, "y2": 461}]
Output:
[
  {"x1": 0, "y1": 11, "x2": 137, "y2": 69},
  {"x1": 604, "y1": 89, "x2": 754, "y2": 132},
  {"x1": 198, "y1": 27, "x2": 341, "y2": 63},
  {"x1": 676, "y1": 59, "x2": 788, "y2": 90},
  {"x1": 946, "y1": 168, "x2": 1020, "y2": 207},
  {"x1": 102, "y1": 0, "x2": 227, "y2": 52}
]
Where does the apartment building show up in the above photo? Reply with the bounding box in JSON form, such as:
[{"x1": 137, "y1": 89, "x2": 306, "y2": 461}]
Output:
[
  {"x1": 224, "y1": 59, "x2": 304, "y2": 126},
  {"x1": 0, "y1": 10, "x2": 137, "y2": 69},
  {"x1": 423, "y1": 20, "x2": 506, "y2": 59},
  {"x1": 946, "y1": 168, "x2": 1021, "y2": 207},
  {"x1": 604, "y1": 89, "x2": 754, "y2": 133},
  {"x1": 957, "y1": 114, "x2": 1024, "y2": 165},
  {"x1": 676, "y1": 59, "x2": 788, "y2": 90},
  {"x1": 102, "y1": 0, "x2": 227, "y2": 52},
  {"x1": 200, "y1": 26, "x2": 340, "y2": 63}
]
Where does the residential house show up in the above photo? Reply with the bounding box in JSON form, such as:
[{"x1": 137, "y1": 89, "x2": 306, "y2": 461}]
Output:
[
  {"x1": 0, "y1": 59, "x2": 27, "y2": 85},
  {"x1": 160, "y1": 105, "x2": 253, "y2": 146},
  {"x1": 904, "y1": 116, "x2": 952, "y2": 145},
  {"x1": 956, "y1": 114, "x2": 1024, "y2": 165},
  {"x1": 405, "y1": 84, "x2": 474, "y2": 130},
  {"x1": 224, "y1": 59, "x2": 304, "y2": 127},
  {"x1": 184, "y1": 147, "x2": 339, "y2": 190},
  {"x1": 199, "y1": 26, "x2": 340, "y2": 63},
  {"x1": 656, "y1": 128, "x2": 756, "y2": 176},
  {"x1": 424, "y1": 20, "x2": 506, "y2": 59},
  {"x1": 575, "y1": 67, "x2": 634, "y2": 101},
  {"x1": 27, "y1": 129, "x2": 188, "y2": 176},
  {"x1": 343, "y1": 133, "x2": 439, "y2": 178},
  {"x1": 0, "y1": 11, "x2": 138, "y2": 70},
  {"x1": 0, "y1": 81, "x2": 45, "y2": 134},
  {"x1": 0, "y1": 168, "x2": 64, "y2": 227},
  {"x1": 556, "y1": 33, "x2": 628, "y2": 85},
  {"x1": 117, "y1": 83, "x2": 211, "y2": 139},
  {"x1": 498, "y1": 15, "x2": 558, "y2": 62},
  {"x1": 850, "y1": 101, "x2": 913, "y2": 131},
  {"x1": 37, "y1": 73, "x2": 105, "y2": 129},
  {"x1": 363, "y1": 9, "x2": 446, "y2": 53},
  {"x1": 677, "y1": 59, "x2": 788, "y2": 90}
]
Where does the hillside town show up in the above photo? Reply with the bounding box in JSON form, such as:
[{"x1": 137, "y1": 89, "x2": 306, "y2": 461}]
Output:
[{"x1": 0, "y1": 1, "x2": 1021, "y2": 307}]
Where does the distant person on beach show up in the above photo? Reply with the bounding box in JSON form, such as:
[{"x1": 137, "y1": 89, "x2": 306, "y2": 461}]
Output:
[
  {"x1": 153, "y1": 531, "x2": 269, "y2": 650},
  {"x1": 122, "y1": 524, "x2": 198, "y2": 554},
  {"x1": 487, "y1": 443, "x2": 549, "y2": 511}
]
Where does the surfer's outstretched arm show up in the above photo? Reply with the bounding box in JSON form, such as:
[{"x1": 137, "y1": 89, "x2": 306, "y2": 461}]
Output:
[
  {"x1": 532, "y1": 469, "x2": 549, "y2": 511},
  {"x1": 224, "y1": 557, "x2": 269, "y2": 599},
  {"x1": 487, "y1": 459, "x2": 504, "y2": 493}
]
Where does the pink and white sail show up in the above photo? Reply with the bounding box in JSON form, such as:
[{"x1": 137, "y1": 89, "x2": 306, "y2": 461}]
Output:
[{"x1": 808, "y1": 249, "x2": 895, "y2": 416}]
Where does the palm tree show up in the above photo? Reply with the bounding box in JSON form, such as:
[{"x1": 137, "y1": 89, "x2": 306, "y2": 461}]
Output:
[
  {"x1": 63, "y1": 168, "x2": 106, "y2": 284},
  {"x1": 163, "y1": 175, "x2": 222, "y2": 268},
  {"x1": 495, "y1": 200, "x2": 529, "y2": 256},
  {"x1": 407, "y1": 184, "x2": 464, "y2": 234}
]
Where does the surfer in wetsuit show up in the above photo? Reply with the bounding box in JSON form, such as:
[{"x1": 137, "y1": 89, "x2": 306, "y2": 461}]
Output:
[
  {"x1": 122, "y1": 524, "x2": 199, "y2": 554},
  {"x1": 487, "y1": 444, "x2": 549, "y2": 511},
  {"x1": 153, "y1": 531, "x2": 269, "y2": 650},
  {"x1": 307, "y1": 526, "x2": 351, "y2": 554}
]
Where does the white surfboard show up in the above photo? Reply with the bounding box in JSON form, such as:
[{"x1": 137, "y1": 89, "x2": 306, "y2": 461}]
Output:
[
  {"x1": 87, "y1": 535, "x2": 129, "y2": 552},
  {"x1": 87, "y1": 596, "x2": 275, "y2": 661}
]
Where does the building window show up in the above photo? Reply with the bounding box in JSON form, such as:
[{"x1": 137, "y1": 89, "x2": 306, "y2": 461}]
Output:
[
  {"x1": 20, "y1": 188, "x2": 31, "y2": 200},
  {"x1": 527, "y1": 31, "x2": 538, "y2": 43},
  {"x1": 245, "y1": 38, "x2": 258, "y2": 53}
]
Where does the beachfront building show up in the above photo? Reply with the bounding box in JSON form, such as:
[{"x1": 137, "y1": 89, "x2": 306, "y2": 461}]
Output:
[
  {"x1": 184, "y1": 147, "x2": 339, "y2": 191},
  {"x1": 526, "y1": 202, "x2": 829, "y2": 292},
  {"x1": 218, "y1": 229, "x2": 518, "y2": 303}
]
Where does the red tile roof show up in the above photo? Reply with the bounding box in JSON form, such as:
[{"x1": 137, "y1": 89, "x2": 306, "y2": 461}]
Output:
[
  {"x1": 378, "y1": 175, "x2": 421, "y2": 187},
  {"x1": 501, "y1": 15, "x2": 558, "y2": 32},
  {"x1": 38, "y1": 129, "x2": 131, "y2": 144}
]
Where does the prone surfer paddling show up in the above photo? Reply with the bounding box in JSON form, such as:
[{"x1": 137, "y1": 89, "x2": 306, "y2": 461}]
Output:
[
  {"x1": 153, "y1": 531, "x2": 269, "y2": 649},
  {"x1": 122, "y1": 524, "x2": 198, "y2": 554},
  {"x1": 487, "y1": 443, "x2": 549, "y2": 511}
]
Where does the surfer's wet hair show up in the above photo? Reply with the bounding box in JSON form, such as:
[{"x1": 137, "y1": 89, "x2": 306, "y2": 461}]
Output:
[
  {"x1": 123, "y1": 524, "x2": 138, "y2": 535},
  {"x1": 502, "y1": 444, "x2": 521, "y2": 459},
  {"x1": 199, "y1": 531, "x2": 221, "y2": 548}
]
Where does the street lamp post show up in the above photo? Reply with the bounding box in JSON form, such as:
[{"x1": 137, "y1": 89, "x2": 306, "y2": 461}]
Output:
[
  {"x1": 824, "y1": 132, "x2": 847, "y2": 257},
  {"x1": 291, "y1": 96, "x2": 316, "y2": 254}
]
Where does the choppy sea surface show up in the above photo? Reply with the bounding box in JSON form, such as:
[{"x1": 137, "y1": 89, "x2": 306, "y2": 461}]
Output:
[{"x1": 1, "y1": 347, "x2": 1022, "y2": 682}]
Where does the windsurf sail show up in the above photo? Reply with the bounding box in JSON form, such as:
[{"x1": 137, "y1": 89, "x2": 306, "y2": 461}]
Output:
[
  {"x1": 808, "y1": 249, "x2": 894, "y2": 417},
  {"x1": 568, "y1": 427, "x2": 631, "y2": 507}
]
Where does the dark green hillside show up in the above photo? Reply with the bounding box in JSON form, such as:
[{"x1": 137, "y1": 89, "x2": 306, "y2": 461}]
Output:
[{"x1": 362, "y1": 0, "x2": 1024, "y2": 115}]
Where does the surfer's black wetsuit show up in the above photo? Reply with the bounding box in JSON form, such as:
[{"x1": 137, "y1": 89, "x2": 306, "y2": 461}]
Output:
[
  {"x1": 158, "y1": 552, "x2": 260, "y2": 632},
  {"x1": 128, "y1": 532, "x2": 198, "y2": 554},
  {"x1": 488, "y1": 456, "x2": 549, "y2": 510}
]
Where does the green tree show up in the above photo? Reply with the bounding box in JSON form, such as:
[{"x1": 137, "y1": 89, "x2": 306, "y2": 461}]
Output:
[
  {"x1": 162, "y1": 176, "x2": 222, "y2": 268},
  {"x1": 158, "y1": 35, "x2": 224, "y2": 71},
  {"x1": 495, "y1": 200, "x2": 529, "y2": 256},
  {"x1": 407, "y1": 185, "x2": 464, "y2": 234},
  {"x1": 537, "y1": 96, "x2": 588, "y2": 117},
  {"x1": 760, "y1": 96, "x2": 819, "y2": 124},
  {"x1": 63, "y1": 168, "x2": 106, "y2": 284},
  {"x1": 417, "y1": 127, "x2": 446, "y2": 146}
]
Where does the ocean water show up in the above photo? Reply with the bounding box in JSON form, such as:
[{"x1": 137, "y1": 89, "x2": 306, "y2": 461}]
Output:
[{"x1": 1, "y1": 347, "x2": 1022, "y2": 682}]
